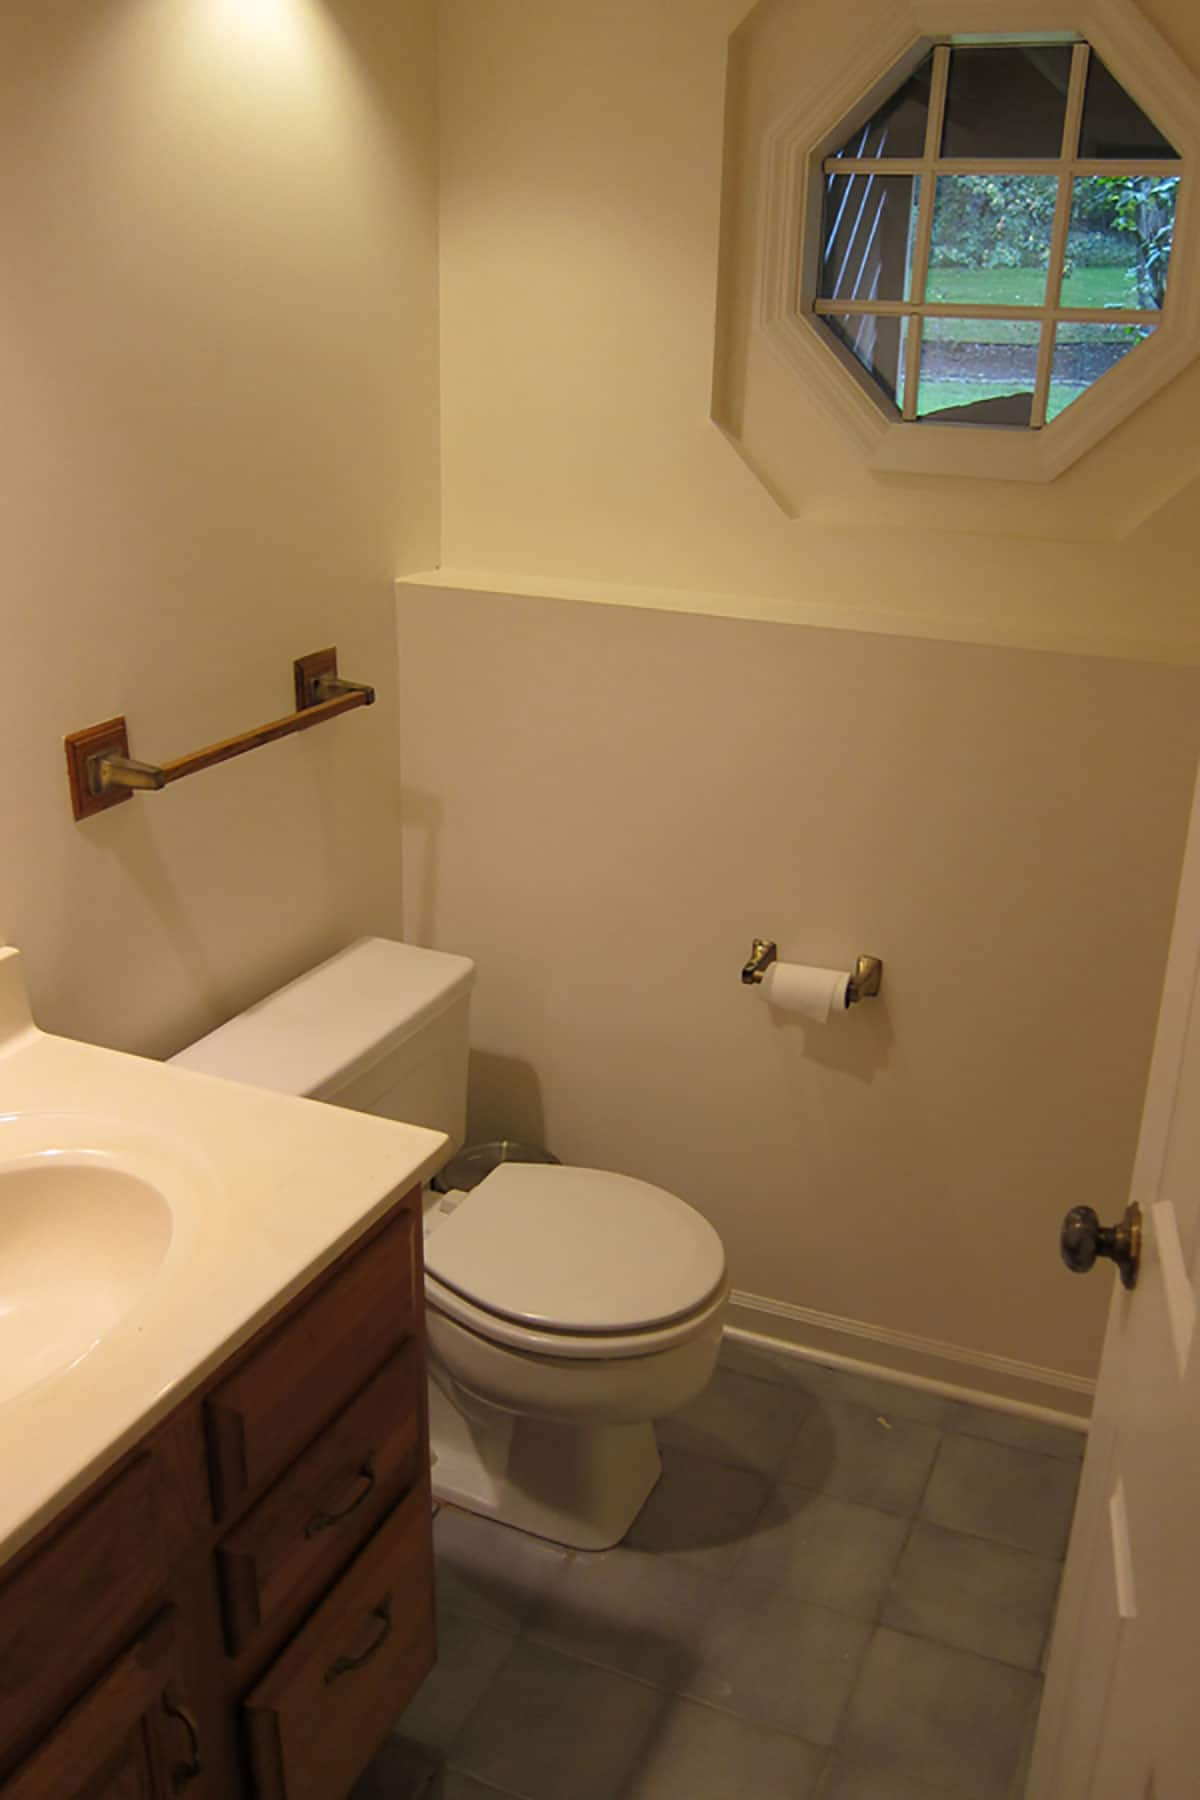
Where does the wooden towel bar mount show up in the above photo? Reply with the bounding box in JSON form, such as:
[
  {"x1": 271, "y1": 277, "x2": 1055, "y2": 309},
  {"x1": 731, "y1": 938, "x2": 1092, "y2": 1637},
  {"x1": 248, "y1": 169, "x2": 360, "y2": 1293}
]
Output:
[{"x1": 65, "y1": 648, "x2": 375, "y2": 822}]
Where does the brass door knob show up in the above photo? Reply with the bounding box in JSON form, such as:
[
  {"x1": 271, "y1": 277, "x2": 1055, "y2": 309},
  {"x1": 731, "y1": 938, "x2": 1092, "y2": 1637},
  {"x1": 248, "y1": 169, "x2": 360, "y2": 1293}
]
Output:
[{"x1": 1060, "y1": 1201, "x2": 1142, "y2": 1291}]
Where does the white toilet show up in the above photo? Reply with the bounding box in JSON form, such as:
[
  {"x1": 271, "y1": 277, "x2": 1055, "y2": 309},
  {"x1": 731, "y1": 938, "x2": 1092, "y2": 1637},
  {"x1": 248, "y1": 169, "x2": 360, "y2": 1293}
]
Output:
[{"x1": 171, "y1": 938, "x2": 728, "y2": 1549}]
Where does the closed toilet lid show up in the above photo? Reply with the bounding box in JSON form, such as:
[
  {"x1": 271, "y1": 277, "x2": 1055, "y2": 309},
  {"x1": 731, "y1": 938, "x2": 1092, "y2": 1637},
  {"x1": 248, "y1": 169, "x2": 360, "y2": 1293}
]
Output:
[{"x1": 424, "y1": 1164, "x2": 726, "y2": 1334}]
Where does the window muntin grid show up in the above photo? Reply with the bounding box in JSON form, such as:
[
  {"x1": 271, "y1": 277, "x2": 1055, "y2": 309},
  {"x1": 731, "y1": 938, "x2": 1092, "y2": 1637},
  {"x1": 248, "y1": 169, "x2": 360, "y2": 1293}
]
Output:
[{"x1": 811, "y1": 40, "x2": 1181, "y2": 427}]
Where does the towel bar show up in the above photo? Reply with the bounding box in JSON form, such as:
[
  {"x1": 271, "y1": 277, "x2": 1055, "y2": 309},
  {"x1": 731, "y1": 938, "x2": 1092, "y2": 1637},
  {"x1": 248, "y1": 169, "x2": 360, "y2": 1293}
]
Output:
[{"x1": 65, "y1": 648, "x2": 374, "y2": 821}]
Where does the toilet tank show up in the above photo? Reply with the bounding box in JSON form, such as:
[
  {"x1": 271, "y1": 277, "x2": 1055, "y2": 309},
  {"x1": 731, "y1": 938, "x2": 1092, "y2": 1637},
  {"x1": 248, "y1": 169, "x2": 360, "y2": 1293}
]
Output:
[{"x1": 169, "y1": 938, "x2": 475, "y2": 1153}]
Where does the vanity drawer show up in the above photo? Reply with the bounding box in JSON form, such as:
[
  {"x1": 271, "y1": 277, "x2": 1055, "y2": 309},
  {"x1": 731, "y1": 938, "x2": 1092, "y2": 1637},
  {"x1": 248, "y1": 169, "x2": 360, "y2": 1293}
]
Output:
[
  {"x1": 0, "y1": 1456, "x2": 167, "y2": 1760},
  {"x1": 217, "y1": 1343, "x2": 421, "y2": 1656},
  {"x1": 205, "y1": 1203, "x2": 419, "y2": 1519},
  {"x1": 243, "y1": 1484, "x2": 435, "y2": 1800}
]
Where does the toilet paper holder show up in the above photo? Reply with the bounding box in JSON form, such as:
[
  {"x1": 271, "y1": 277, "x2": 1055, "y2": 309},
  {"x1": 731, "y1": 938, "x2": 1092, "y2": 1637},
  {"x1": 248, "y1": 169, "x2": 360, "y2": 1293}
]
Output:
[{"x1": 740, "y1": 939, "x2": 883, "y2": 1005}]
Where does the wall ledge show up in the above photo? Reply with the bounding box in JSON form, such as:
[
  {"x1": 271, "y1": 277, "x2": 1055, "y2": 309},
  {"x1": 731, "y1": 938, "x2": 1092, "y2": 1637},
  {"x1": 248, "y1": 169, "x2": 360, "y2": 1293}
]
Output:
[{"x1": 397, "y1": 568, "x2": 1200, "y2": 668}]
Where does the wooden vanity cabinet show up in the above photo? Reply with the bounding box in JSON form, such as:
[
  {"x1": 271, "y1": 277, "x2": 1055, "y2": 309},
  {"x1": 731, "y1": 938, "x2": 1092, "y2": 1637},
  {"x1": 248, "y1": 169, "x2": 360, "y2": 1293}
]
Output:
[{"x1": 0, "y1": 1191, "x2": 434, "y2": 1800}]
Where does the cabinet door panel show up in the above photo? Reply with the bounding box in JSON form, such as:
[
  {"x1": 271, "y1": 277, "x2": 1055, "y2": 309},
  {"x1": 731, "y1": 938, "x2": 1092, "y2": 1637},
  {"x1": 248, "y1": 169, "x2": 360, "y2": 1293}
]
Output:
[
  {"x1": 0, "y1": 1612, "x2": 192, "y2": 1800},
  {"x1": 0, "y1": 1459, "x2": 166, "y2": 1758}
]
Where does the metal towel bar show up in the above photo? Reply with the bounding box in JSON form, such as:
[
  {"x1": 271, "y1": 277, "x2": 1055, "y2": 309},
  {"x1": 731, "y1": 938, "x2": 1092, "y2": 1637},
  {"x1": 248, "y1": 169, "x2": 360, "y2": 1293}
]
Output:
[{"x1": 65, "y1": 648, "x2": 374, "y2": 821}]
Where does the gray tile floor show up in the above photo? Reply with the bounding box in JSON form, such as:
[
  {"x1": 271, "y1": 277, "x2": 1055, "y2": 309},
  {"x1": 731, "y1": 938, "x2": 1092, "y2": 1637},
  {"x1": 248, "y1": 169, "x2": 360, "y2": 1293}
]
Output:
[{"x1": 352, "y1": 1343, "x2": 1084, "y2": 1800}]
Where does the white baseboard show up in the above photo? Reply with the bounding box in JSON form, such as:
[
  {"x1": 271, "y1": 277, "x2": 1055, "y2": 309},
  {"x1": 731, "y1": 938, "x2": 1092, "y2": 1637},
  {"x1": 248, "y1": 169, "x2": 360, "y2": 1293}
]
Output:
[{"x1": 725, "y1": 1290, "x2": 1094, "y2": 1428}]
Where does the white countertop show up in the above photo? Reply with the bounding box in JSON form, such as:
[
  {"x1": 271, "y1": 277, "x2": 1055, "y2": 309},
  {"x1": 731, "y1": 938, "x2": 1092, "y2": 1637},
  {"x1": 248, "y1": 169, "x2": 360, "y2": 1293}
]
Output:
[{"x1": 0, "y1": 950, "x2": 446, "y2": 1568}]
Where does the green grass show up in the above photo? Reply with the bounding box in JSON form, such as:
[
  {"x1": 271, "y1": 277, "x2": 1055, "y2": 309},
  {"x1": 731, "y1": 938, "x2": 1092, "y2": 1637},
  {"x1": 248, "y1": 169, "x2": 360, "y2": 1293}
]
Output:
[
  {"x1": 916, "y1": 380, "x2": 1031, "y2": 416},
  {"x1": 859, "y1": 261, "x2": 1148, "y2": 421},
  {"x1": 924, "y1": 265, "x2": 1130, "y2": 308},
  {"x1": 916, "y1": 379, "x2": 1087, "y2": 422},
  {"x1": 1045, "y1": 387, "x2": 1084, "y2": 423},
  {"x1": 916, "y1": 265, "x2": 1141, "y2": 347}
]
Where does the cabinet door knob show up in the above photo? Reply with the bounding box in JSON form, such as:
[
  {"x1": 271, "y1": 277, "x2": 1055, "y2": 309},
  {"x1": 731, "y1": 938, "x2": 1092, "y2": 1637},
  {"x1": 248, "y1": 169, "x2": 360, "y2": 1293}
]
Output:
[{"x1": 1060, "y1": 1201, "x2": 1142, "y2": 1291}]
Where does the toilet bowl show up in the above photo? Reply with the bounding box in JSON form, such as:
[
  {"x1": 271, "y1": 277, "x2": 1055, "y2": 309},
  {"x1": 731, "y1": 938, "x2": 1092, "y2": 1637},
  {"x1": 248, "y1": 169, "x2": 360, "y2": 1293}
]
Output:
[{"x1": 170, "y1": 938, "x2": 729, "y2": 1549}]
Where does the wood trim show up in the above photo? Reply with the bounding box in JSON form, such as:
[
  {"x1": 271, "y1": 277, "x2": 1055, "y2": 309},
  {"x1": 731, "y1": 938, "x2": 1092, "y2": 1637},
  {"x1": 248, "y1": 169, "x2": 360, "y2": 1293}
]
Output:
[
  {"x1": 63, "y1": 718, "x2": 133, "y2": 822},
  {"x1": 725, "y1": 1294, "x2": 1095, "y2": 1418}
]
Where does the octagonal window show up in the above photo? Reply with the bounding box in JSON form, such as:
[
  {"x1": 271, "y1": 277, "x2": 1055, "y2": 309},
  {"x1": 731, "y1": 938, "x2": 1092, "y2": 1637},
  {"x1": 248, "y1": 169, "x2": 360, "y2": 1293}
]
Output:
[{"x1": 811, "y1": 40, "x2": 1181, "y2": 427}]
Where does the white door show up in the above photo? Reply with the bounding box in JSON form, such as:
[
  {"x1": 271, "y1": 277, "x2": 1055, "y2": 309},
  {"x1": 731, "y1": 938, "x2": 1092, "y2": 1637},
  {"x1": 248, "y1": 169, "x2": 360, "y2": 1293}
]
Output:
[{"x1": 1027, "y1": 761, "x2": 1200, "y2": 1800}]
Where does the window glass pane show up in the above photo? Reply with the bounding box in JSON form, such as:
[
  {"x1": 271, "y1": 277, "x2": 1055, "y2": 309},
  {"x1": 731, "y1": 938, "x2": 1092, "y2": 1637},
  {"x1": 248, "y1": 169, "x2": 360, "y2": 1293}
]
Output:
[
  {"x1": 917, "y1": 316, "x2": 1041, "y2": 425},
  {"x1": 831, "y1": 55, "x2": 933, "y2": 159},
  {"x1": 820, "y1": 313, "x2": 908, "y2": 411},
  {"x1": 819, "y1": 174, "x2": 921, "y2": 303},
  {"x1": 1060, "y1": 175, "x2": 1178, "y2": 309},
  {"x1": 927, "y1": 175, "x2": 1058, "y2": 306},
  {"x1": 1047, "y1": 321, "x2": 1155, "y2": 420},
  {"x1": 941, "y1": 45, "x2": 1073, "y2": 158},
  {"x1": 1078, "y1": 55, "x2": 1179, "y2": 160}
]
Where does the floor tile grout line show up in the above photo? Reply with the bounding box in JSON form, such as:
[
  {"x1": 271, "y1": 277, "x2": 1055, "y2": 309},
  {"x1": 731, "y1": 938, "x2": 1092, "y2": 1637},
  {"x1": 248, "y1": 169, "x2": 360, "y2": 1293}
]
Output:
[
  {"x1": 431, "y1": 1615, "x2": 526, "y2": 1772},
  {"x1": 947, "y1": 1417, "x2": 1085, "y2": 1461},
  {"x1": 437, "y1": 1504, "x2": 1069, "y2": 1650},
  {"x1": 825, "y1": 1422, "x2": 948, "y2": 1759},
  {"x1": 422, "y1": 1359, "x2": 1077, "y2": 1799},
  {"x1": 444, "y1": 1550, "x2": 1055, "y2": 1702},
  {"x1": 862, "y1": 1615, "x2": 1054, "y2": 1678},
  {"x1": 436, "y1": 1625, "x2": 838, "y2": 1754}
]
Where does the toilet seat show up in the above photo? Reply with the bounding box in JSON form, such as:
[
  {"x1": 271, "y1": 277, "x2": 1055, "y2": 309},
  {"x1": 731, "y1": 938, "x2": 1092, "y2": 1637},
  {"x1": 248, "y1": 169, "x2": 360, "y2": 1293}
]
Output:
[
  {"x1": 425, "y1": 1269, "x2": 730, "y2": 1361},
  {"x1": 424, "y1": 1163, "x2": 727, "y2": 1351}
]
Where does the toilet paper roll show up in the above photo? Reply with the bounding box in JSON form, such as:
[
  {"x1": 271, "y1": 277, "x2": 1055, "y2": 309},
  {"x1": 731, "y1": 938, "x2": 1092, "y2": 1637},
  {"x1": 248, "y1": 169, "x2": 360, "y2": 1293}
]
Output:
[{"x1": 760, "y1": 961, "x2": 850, "y2": 1023}]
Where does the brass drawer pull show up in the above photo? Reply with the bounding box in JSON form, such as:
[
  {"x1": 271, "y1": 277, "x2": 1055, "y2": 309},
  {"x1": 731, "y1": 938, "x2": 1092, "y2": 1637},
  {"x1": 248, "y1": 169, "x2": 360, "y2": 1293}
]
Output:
[
  {"x1": 162, "y1": 1689, "x2": 203, "y2": 1791},
  {"x1": 304, "y1": 1456, "x2": 378, "y2": 1538},
  {"x1": 323, "y1": 1596, "x2": 393, "y2": 1685}
]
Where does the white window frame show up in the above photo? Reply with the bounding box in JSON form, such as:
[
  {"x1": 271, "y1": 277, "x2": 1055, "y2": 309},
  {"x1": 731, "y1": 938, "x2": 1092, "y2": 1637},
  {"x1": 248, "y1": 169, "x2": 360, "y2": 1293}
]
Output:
[{"x1": 757, "y1": 0, "x2": 1200, "y2": 483}]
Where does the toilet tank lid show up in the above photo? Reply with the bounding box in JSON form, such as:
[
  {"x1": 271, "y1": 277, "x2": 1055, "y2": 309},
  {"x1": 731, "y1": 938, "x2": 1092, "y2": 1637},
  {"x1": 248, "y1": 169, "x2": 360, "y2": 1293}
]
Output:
[
  {"x1": 168, "y1": 938, "x2": 475, "y2": 1099},
  {"x1": 425, "y1": 1163, "x2": 727, "y2": 1334}
]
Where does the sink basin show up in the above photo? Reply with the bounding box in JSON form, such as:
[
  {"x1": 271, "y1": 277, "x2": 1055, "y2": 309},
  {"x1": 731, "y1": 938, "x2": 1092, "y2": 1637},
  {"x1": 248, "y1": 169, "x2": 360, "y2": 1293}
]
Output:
[{"x1": 0, "y1": 1113, "x2": 205, "y2": 1405}]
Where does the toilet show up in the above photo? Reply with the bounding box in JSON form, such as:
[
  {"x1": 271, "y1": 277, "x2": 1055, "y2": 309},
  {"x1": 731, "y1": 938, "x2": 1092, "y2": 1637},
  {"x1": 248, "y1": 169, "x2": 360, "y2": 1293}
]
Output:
[{"x1": 170, "y1": 938, "x2": 728, "y2": 1549}]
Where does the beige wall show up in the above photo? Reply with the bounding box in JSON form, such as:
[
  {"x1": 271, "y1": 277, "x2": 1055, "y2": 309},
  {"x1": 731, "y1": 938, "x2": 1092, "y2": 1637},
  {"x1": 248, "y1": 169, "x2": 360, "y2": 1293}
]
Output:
[
  {"x1": 0, "y1": 0, "x2": 439, "y2": 1055},
  {"x1": 416, "y1": 0, "x2": 1200, "y2": 1401},
  {"x1": 7, "y1": 0, "x2": 1197, "y2": 1406},
  {"x1": 399, "y1": 584, "x2": 1200, "y2": 1402},
  {"x1": 433, "y1": 0, "x2": 1200, "y2": 665}
]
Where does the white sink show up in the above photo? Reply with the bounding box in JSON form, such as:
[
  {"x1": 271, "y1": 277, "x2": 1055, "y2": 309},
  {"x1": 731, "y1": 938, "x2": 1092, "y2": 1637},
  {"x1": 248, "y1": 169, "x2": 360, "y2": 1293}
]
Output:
[
  {"x1": 0, "y1": 1114, "x2": 203, "y2": 1404},
  {"x1": 0, "y1": 942, "x2": 447, "y2": 1568}
]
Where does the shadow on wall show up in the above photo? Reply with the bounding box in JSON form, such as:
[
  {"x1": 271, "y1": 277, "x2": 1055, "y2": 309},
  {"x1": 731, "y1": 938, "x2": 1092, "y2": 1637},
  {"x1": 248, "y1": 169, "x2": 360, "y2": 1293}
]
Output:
[
  {"x1": 84, "y1": 805, "x2": 238, "y2": 1053},
  {"x1": 400, "y1": 786, "x2": 443, "y2": 948},
  {"x1": 767, "y1": 991, "x2": 896, "y2": 1085},
  {"x1": 466, "y1": 1050, "x2": 549, "y2": 1153}
]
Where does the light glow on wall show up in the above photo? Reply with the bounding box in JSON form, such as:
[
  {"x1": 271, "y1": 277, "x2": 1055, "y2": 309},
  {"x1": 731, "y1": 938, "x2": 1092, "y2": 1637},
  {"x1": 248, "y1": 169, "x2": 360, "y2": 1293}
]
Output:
[{"x1": 206, "y1": 0, "x2": 324, "y2": 62}]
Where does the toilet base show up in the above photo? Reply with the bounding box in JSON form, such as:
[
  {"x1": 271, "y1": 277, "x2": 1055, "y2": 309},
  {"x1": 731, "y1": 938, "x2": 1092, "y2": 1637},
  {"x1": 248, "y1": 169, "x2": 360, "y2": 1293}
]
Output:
[{"x1": 428, "y1": 1375, "x2": 663, "y2": 1551}]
